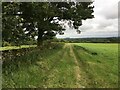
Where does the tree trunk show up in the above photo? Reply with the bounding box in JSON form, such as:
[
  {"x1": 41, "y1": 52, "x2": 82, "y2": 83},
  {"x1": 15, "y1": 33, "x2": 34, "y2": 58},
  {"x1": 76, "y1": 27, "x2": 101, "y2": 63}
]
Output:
[{"x1": 37, "y1": 30, "x2": 44, "y2": 46}]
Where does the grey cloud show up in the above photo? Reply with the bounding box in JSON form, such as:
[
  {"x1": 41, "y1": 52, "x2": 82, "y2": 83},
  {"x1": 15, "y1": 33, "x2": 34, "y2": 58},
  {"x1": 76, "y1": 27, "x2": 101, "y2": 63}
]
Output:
[
  {"x1": 94, "y1": 0, "x2": 119, "y2": 19},
  {"x1": 79, "y1": 24, "x2": 93, "y2": 31},
  {"x1": 103, "y1": 6, "x2": 118, "y2": 19},
  {"x1": 94, "y1": 0, "x2": 118, "y2": 20},
  {"x1": 56, "y1": 0, "x2": 119, "y2": 38},
  {"x1": 97, "y1": 19, "x2": 114, "y2": 29}
]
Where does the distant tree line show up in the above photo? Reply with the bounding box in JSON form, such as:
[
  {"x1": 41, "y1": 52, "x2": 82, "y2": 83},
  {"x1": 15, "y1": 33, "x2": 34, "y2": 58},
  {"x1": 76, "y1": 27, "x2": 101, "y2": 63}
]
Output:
[{"x1": 63, "y1": 37, "x2": 120, "y2": 43}]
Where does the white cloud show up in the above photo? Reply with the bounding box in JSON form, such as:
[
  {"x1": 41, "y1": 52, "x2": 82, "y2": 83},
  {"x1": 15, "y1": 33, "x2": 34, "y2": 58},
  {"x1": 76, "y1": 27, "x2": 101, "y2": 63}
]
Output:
[{"x1": 57, "y1": 0, "x2": 119, "y2": 38}]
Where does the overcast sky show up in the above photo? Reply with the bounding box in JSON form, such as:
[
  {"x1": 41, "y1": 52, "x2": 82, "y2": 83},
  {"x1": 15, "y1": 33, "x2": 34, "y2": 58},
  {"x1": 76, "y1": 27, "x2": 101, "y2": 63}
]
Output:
[{"x1": 56, "y1": 0, "x2": 119, "y2": 38}]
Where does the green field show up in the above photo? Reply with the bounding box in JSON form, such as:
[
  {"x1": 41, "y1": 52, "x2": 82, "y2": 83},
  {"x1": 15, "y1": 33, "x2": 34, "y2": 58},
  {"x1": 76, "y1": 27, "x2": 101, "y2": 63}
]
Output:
[{"x1": 2, "y1": 43, "x2": 118, "y2": 88}]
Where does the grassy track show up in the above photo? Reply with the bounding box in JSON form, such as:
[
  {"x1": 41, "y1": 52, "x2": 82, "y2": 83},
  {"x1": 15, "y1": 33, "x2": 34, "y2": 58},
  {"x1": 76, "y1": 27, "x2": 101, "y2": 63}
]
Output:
[{"x1": 2, "y1": 43, "x2": 118, "y2": 88}]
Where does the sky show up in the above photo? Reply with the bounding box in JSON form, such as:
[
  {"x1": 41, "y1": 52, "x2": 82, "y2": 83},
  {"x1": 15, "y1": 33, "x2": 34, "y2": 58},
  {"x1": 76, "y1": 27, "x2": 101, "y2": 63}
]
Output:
[{"x1": 56, "y1": 0, "x2": 119, "y2": 38}]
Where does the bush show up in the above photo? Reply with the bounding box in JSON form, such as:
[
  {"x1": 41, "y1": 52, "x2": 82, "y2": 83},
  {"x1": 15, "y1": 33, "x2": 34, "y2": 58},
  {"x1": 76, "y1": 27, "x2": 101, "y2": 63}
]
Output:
[{"x1": 2, "y1": 41, "x2": 11, "y2": 47}]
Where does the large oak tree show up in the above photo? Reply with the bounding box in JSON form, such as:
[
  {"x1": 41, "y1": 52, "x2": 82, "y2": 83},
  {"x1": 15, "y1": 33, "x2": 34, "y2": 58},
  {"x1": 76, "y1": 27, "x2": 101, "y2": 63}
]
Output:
[{"x1": 2, "y1": 2, "x2": 94, "y2": 46}]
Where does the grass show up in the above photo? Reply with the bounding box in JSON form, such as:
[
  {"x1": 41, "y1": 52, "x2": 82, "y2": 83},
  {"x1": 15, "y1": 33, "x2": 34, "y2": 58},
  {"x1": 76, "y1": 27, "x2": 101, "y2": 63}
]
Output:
[
  {"x1": 2, "y1": 43, "x2": 118, "y2": 88},
  {"x1": 73, "y1": 43, "x2": 118, "y2": 88},
  {"x1": 0, "y1": 45, "x2": 37, "y2": 51}
]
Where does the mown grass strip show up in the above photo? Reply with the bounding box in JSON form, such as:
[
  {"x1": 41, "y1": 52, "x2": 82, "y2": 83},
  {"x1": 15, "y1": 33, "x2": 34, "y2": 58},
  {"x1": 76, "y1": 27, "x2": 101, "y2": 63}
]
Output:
[
  {"x1": 44, "y1": 45, "x2": 78, "y2": 88},
  {"x1": 72, "y1": 44, "x2": 118, "y2": 88},
  {"x1": 0, "y1": 45, "x2": 37, "y2": 51}
]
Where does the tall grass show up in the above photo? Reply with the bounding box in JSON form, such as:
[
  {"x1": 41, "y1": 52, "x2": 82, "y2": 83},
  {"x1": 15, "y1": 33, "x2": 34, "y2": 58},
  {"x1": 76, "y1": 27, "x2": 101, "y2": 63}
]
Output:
[
  {"x1": 2, "y1": 43, "x2": 64, "y2": 88},
  {"x1": 2, "y1": 43, "x2": 118, "y2": 88}
]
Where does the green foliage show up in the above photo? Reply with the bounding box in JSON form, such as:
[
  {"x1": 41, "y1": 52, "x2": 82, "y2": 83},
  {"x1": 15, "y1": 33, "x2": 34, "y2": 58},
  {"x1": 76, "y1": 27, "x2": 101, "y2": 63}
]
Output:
[
  {"x1": 2, "y1": 41, "x2": 11, "y2": 46},
  {"x1": 2, "y1": 2, "x2": 94, "y2": 46},
  {"x1": 2, "y1": 3, "x2": 27, "y2": 45}
]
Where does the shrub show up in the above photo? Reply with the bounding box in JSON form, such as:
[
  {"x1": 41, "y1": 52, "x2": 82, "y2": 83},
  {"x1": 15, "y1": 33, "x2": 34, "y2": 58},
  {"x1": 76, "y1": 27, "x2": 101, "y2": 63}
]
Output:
[{"x1": 2, "y1": 41, "x2": 11, "y2": 47}]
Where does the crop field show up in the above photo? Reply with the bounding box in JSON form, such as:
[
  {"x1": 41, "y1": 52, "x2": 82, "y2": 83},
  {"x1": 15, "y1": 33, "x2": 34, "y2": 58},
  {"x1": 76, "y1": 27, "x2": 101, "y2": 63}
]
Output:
[{"x1": 2, "y1": 43, "x2": 118, "y2": 88}]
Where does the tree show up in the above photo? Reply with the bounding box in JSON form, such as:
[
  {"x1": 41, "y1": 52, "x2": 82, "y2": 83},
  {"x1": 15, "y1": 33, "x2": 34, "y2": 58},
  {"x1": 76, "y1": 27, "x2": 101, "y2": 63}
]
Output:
[
  {"x1": 2, "y1": 2, "x2": 36, "y2": 46},
  {"x1": 2, "y1": 2, "x2": 94, "y2": 46},
  {"x1": 2, "y1": 2, "x2": 29, "y2": 46}
]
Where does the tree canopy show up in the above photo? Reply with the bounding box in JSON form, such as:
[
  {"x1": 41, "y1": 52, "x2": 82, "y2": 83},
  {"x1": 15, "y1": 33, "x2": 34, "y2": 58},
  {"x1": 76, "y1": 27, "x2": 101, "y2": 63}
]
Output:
[{"x1": 2, "y1": 2, "x2": 94, "y2": 46}]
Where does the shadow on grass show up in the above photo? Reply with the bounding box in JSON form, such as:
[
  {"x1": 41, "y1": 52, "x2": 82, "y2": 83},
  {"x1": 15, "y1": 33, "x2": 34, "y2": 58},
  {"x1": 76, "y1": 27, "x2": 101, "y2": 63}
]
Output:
[{"x1": 73, "y1": 45, "x2": 98, "y2": 55}]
